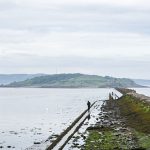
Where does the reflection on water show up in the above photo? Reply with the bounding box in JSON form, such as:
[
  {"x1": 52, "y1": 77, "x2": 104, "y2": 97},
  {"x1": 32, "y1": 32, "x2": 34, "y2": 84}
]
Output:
[{"x1": 87, "y1": 113, "x2": 91, "y2": 120}]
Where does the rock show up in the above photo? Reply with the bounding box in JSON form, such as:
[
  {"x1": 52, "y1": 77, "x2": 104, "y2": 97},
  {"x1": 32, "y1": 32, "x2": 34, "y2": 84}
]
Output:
[
  {"x1": 34, "y1": 142, "x2": 41, "y2": 144},
  {"x1": 81, "y1": 134, "x2": 86, "y2": 140},
  {"x1": 114, "y1": 133, "x2": 120, "y2": 137}
]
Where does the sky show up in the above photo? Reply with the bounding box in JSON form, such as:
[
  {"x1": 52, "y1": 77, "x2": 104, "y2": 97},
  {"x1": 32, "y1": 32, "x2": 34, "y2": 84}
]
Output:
[{"x1": 0, "y1": 0, "x2": 150, "y2": 79}]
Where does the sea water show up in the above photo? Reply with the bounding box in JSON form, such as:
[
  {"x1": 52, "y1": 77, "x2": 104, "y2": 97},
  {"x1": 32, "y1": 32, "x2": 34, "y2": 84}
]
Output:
[
  {"x1": 132, "y1": 88, "x2": 150, "y2": 97},
  {"x1": 0, "y1": 88, "x2": 120, "y2": 149}
]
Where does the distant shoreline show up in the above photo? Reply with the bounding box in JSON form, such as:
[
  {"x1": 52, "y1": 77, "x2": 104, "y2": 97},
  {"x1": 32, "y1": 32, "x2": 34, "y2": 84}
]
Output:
[
  {"x1": 0, "y1": 86, "x2": 148, "y2": 89},
  {"x1": 0, "y1": 73, "x2": 143, "y2": 88},
  {"x1": 0, "y1": 86, "x2": 112, "y2": 89}
]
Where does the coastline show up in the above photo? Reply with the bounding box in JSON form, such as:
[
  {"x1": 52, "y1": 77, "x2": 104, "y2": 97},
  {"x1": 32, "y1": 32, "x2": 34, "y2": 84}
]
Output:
[{"x1": 66, "y1": 88, "x2": 150, "y2": 149}]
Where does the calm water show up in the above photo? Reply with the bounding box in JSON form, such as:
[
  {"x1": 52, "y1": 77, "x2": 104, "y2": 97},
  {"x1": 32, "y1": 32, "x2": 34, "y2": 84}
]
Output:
[
  {"x1": 132, "y1": 88, "x2": 150, "y2": 97},
  {"x1": 0, "y1": 88, "x2": 120, "y2": 149}
]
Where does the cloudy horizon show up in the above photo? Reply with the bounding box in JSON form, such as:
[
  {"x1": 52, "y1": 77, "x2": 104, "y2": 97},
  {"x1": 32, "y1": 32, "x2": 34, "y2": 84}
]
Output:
[{"x1": 0, "y1": 0, "x2": 150, "y2": 79}]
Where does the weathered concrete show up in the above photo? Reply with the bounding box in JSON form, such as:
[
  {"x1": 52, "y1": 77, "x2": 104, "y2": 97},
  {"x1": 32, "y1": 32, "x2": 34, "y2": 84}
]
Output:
[{"x1": 46, "y1": 101, "x2": 96, "y2": 150}]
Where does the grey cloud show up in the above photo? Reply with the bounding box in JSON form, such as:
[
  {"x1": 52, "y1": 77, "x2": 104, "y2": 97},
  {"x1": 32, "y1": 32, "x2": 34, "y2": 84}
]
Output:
[
  {"x1": 0, "y1": 54, "x2": 149, "y2": 78},
  {"x1": 0, "y1": 0, "x2": 150, "y2": 78},
  {"x1": 0, "y1": 2, "x2": 150, "y2": 35},
  {"x1": 0, "y1": 1, "x2": 17, "y2": 11}
]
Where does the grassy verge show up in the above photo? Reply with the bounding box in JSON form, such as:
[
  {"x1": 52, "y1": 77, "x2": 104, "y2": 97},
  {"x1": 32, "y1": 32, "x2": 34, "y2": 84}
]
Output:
[
  {"x1": 117, "y1": 95, "x2": 150, "y2": 149},
  {"x1": 117, "y1": 95, "x2": 150, "y2": 134},
  {"x1": 135, "y1": 132, "x2": 150, "y2": 149}
]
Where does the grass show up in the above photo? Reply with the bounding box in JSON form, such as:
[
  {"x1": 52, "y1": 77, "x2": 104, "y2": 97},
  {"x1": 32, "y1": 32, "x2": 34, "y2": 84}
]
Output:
[
  {"x1": 117, "y1": 95, "x2": 150, "y2": 134},
  {"x1": 135, "y1": 132, "x2": 150, "y2": 149},
  {"x1": 84, "y1": 128, "x2": 138, "y2": 150},
  {"x1": 85, "y1": 130, "x2": 119, "y2": 150},
  {"x1": 116, "y1": 95, "x2": 150, "y2": 149}
]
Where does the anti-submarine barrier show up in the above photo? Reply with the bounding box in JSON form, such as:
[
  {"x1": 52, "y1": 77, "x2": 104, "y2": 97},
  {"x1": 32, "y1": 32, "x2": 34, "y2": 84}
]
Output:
[
  {"x1": 46, "y1": 101, "x2": 97, "y2": 150},
  {"x1": 57, "y1": 112, "x2": 89, "y2": 150}
]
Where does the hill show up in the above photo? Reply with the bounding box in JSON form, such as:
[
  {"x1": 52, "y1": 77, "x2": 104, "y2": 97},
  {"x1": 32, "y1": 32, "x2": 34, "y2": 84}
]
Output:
[{"x1": 2, "y1": 73, "x2": 142, "y2": 88}]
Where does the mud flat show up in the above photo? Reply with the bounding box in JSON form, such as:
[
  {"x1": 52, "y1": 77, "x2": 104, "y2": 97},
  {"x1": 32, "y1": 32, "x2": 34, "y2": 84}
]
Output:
[
  {"x1": 66, "y1": 89, "x2": 150, "y2": 150},
  {"x1": 0, "y1": 88, "x2": 113, "y2": 149}
]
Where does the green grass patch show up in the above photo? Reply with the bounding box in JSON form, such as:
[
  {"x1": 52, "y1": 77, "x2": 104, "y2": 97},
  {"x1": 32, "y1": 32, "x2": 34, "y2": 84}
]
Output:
[
  {"x1": 84, "y1": 129, "x2": 133, "y2": 150},
  {"x1": 85, "y1": 130, "x2": 118, "y2": 150},
  {"x1": 134, "y1": 131, "x2": 150, "y2": 149}
]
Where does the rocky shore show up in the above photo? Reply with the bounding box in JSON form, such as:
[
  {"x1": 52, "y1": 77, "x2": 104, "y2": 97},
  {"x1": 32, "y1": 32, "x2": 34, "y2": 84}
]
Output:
[{"x1": 66, "y1": 89, "x2": 150, "y2": 150}]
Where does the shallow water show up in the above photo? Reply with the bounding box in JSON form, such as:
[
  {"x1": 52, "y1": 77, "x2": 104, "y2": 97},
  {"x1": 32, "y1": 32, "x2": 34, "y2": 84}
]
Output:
[{"x1": 0, "y1": 88, "x2": 120, "y2": 149}]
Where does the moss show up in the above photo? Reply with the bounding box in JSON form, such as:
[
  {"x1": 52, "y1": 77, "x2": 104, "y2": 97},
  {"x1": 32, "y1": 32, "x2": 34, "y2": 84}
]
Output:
[
  {"x1": 84, "y1": 129, "x2": 136, "y2": 150},
  {"x1": 85, "y1": 130, "x2": 118, "y2": 150},
  {"x1": 134, "y1": 131, "x2": 150, "y2": 149}
]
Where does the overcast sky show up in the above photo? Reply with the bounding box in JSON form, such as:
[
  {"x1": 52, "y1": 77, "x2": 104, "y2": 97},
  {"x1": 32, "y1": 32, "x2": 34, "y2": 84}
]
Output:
[{"x1": 0, "y1": 0, "x2": 150, "y2": 79}]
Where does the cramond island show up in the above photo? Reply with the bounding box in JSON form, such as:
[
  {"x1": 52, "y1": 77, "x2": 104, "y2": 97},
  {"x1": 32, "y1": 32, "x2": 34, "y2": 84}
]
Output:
[{"x1": 0, "y1": 73, "x2": 142, "y2": 88}]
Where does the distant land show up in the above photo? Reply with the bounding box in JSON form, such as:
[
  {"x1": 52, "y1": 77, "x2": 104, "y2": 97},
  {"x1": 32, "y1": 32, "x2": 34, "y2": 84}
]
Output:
[
  {"x1": 133, "y1": 79, "x2": 150, "y2": 87},
  {"x1": 0, "y1": 74, "x2": 45, "y2": 85},
  {"x1": 0, "y1": 73, "x2": 142, "y2": 88}
]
